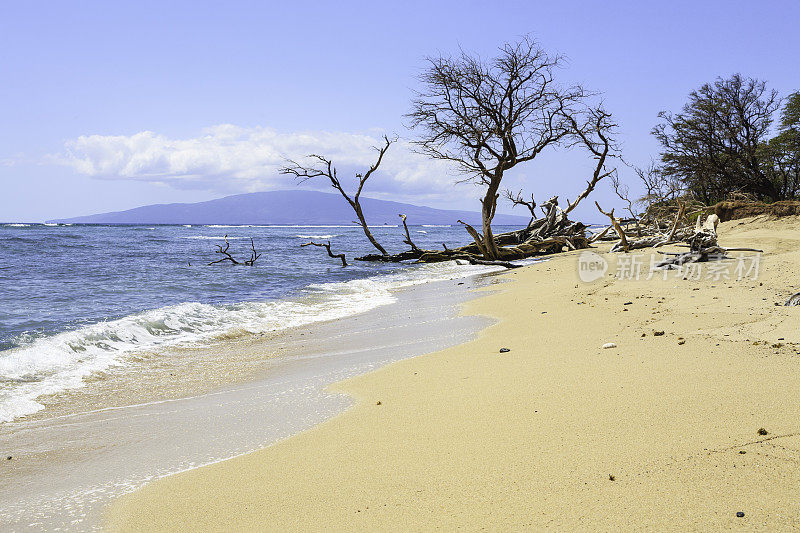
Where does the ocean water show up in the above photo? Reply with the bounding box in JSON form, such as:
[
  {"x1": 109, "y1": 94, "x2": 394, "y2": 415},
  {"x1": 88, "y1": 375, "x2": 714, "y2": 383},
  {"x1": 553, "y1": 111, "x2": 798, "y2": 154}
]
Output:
[{"x1": 0, "y1": 222, "x2": 521, "y2": 423}]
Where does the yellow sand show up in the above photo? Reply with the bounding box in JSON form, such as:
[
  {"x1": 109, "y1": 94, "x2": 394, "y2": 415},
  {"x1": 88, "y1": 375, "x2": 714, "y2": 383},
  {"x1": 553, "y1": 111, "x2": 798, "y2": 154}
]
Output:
[{"x1": 107, "y1": 216, "x2": 800, "y2": 531}]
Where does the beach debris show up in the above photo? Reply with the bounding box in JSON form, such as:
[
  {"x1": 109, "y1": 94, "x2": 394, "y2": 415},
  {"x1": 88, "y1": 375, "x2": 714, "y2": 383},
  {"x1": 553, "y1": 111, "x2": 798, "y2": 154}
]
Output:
[
  {"x1": 208, "y1": 235, "x2": 261, "y2": 266},
  {"x1": 785, "y1": 292, "x2": 800, "y2": 306},
  {"x1": 357, "y1": 197, "x2": 596, "y2": 269},
  {"x1": 739, "y1": 450, "x2": 746, "y2": 454},
  {"x1": 678, "y1": 338, "x2": 686, "y2": 345},
  {"x1": 5, "y1": 456, "x2": 11, "y2": 460},
  {"x1": 653, "y1": 331, "x2": 665, "y2": 336},
  {"x1": 608, "y1": 474, "x2": 615, "y2": 481},
  {"x1": 597, "y1": 199, "x2": 764, "y2": 269},
  {"x1": 301, "y1": 240, "x2": 348, "y2": 267},
  {"x1": 376, "y1": 401, "x2": 382, "y2": 405},
  {"x1": 602, "y1": 342, "x2": 617, "y2": 349},
  {"x1": 757, "y1": 427, "x2": 768, "y2": 435},
  {"x1": 499, "y1": 348, "x2": 511, "y2": 353},
  {"x1": 736, "y1": 512, "x2": 745, "y2": 518}
]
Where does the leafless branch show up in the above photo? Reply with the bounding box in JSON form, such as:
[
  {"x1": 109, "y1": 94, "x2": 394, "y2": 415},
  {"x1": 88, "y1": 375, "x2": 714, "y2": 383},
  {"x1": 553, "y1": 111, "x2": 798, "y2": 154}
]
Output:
[
  {"x1": 301, "y1": 240, "x2": 348, "y2": 267},
  {"x1": 280, "y1": 136, "x2": 395, "y2": 256}
]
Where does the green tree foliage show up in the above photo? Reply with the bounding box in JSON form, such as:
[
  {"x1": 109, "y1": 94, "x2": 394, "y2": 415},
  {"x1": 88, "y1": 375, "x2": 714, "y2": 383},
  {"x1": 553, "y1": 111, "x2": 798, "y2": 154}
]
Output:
[
  {"x1": 762, "y1": 92, "x2": 800, "y2": 199},
  {"x1": 652, "y1": 80, "x2": 800, "y2": 204},
  {"x1": 652, "y1": 74, "x2": 785, "y2": 203}
]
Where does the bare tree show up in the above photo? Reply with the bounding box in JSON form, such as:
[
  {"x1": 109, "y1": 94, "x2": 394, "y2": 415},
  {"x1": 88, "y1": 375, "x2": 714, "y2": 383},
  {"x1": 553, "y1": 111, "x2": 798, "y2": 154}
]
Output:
[
  {"x1": 281, "y1": 136, "x2": 394, "y2": 256},
  {"x1": 630, "y1": 161, "x2": 682, "y2": 210},
  {"x1": 610, "y1": 172, "x2": 637, "y2": 220},
  {"x1": 562, "y1": 106, "x2": 618, "y2": 215},
  {"x1": 407, "y1": 37, "x2": 592, "y2": 259}
]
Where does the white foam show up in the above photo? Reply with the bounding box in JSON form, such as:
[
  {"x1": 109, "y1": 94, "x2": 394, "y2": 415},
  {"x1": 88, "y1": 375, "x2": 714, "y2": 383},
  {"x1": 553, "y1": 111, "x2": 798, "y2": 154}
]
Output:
[
  {"x1": 0, "y1": 259, "x2": 527, "y2": 423},
  {"x1": 295, "y1": 234, "x2": 338, "y2": 239},
  {"x1": 3, "y1": 224, "x2": 31, "y2": 227},
  {"x1": 180, "y1": 235, "x2": 248, "y2": 240}
]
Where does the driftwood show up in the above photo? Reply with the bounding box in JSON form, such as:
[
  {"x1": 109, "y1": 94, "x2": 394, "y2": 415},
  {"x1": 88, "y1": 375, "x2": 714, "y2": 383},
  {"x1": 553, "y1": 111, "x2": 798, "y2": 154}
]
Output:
[
  {"x1": 208, "y1": 236, "x2": 261, "y2": 266},
  {"x1": 399, "y1": 214, "x2": 420, "y2": 252},
  {"x1": 354, "y1": 196, "x2": 590, "y2": 269},
  {"x1": 785, "y1": 292, "x2": 800, "y2": 306},
  {"x1": 301, "y1": 240, "x2": 348, "y2": 266},
  {"x1": 654, "y1": 214, "x2": 762, "y2": 269},
  {"x1": 595, "y1": 202, "x2": 629, "y2": 252},
  {"x1": 457, "y1": 219, "x2": 489, "y2": 257},
  {"x1": 589, "y1": 225, "x2": 612, "y2": 243}
]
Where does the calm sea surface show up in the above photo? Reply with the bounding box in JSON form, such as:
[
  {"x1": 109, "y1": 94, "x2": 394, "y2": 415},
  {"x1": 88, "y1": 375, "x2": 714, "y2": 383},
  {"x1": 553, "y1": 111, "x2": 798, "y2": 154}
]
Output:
[{"x1": 0, "y1": 223, "x2": 519, "y2": 422}]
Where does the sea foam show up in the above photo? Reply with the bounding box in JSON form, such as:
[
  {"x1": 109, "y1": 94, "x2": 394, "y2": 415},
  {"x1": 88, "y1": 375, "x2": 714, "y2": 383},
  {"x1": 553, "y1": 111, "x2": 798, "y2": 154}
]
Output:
[{"x1": 0, "y1": 259, "x2": 513, "y2": 423}]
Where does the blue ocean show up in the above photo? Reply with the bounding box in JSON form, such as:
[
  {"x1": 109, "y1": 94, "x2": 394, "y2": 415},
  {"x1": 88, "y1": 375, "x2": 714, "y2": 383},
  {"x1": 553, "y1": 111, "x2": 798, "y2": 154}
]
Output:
[{"x1": 0, "y1": 223, "x2": 517, "y2": 422}]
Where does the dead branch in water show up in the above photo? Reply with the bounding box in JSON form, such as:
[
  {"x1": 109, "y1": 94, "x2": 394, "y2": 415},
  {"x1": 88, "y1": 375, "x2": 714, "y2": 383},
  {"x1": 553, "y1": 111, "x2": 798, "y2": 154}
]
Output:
[
  {"x1": 208, "y1": 235, "x2": 261, "y2": 266},
  {"x1": 301, "y1": 240, "x2": 348, "y2": 266},
  {"x1": 399, "y1": 214, "x2": 420, "y2": 252}
]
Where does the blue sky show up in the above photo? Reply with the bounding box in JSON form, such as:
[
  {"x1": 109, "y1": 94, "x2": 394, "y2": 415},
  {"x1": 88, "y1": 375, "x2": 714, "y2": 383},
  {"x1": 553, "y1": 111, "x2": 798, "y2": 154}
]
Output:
[{"x1": 1, "y1": 0, "x2": 798, "y2": 222}]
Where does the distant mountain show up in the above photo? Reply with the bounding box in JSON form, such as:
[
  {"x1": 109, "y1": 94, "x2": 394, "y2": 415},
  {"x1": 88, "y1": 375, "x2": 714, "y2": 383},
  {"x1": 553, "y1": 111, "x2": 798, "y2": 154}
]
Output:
[{"x1": 50, "y1": 190, "x2": 530, "y2": 226}]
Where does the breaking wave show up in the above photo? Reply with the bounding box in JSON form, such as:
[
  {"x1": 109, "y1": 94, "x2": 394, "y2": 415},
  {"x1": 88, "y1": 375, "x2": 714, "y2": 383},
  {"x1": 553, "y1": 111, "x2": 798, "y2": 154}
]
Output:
[{"x1": 0, "y1": 259, "x2": 515, "y2": 423}]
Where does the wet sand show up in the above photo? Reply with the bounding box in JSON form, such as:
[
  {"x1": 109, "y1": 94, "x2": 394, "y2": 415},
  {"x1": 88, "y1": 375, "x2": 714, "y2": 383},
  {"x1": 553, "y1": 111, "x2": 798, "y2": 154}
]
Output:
[{"x1": 0, "y1": 274, "x2": 501, "y2": 530}]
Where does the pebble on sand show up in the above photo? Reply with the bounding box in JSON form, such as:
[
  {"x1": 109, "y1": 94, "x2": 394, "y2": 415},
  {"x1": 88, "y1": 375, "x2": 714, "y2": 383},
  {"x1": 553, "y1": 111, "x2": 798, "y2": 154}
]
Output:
[
  {"x1": 736, "y1": 512, "x2": 745, "y2": 518},
  {"x1": 602, "y1": 343, "x2": 617, "y2": 349},
  {"x1": 499, "y1": 348, "x2": 510, "y2": 353}
]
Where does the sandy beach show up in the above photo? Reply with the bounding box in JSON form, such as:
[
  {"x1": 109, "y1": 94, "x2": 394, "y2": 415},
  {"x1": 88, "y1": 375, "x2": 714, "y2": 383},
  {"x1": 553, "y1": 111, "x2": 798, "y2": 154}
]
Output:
[
  {"x1": 0, "y1": 273, "x2": 499, "y2": 530},
  {"x1": 105, "y1": 215, "x2": 800, "y2": 531}
]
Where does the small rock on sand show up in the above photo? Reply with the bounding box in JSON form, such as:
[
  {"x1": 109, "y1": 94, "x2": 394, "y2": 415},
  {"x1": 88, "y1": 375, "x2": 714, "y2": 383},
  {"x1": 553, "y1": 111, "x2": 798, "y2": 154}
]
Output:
[
  {"x1": 602, "y1": 343, "x2": 617, "y2": 349},
  {"x1": 653, "y1": 331, "x2": 665, "y2": 336},
  {"x1": 499, "y1": 348, "x2": 510, "y2": 353}
]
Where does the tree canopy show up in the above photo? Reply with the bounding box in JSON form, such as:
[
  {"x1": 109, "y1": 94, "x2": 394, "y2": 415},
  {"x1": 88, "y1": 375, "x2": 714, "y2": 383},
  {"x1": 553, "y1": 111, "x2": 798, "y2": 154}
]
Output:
[
  {"x1": 652, "y1": 75, "x2": 798, "y2": 203},
  {"x1": 407, "y1": 36, "x2": 616, "y2": 259}
]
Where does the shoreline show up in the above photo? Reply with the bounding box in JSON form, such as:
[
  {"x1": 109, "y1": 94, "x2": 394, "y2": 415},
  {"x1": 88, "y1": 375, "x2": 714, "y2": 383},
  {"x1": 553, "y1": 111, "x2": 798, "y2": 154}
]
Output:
[
  {"x1": 0, "y1": 271, "x2": 506, "y2": 530},
  {"x1": 107, "y1": 215, "x2": 800, "y2": 531}
]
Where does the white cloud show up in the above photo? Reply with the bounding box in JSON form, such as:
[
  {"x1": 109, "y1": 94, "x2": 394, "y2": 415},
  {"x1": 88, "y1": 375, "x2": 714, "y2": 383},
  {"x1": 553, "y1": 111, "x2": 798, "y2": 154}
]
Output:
[{"x1": 54, "y1": 125, "x2": 471, "y2": 202}]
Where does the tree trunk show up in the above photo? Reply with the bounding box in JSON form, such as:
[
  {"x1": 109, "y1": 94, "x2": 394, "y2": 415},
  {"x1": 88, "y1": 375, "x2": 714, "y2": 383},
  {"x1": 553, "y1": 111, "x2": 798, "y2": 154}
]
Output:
[
  {"x1": 353, "y1": 203, "x2": 388, "y2": 256},
  {"x1": 481, "y1": 182, "x2": 501, "y2": 260}
]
